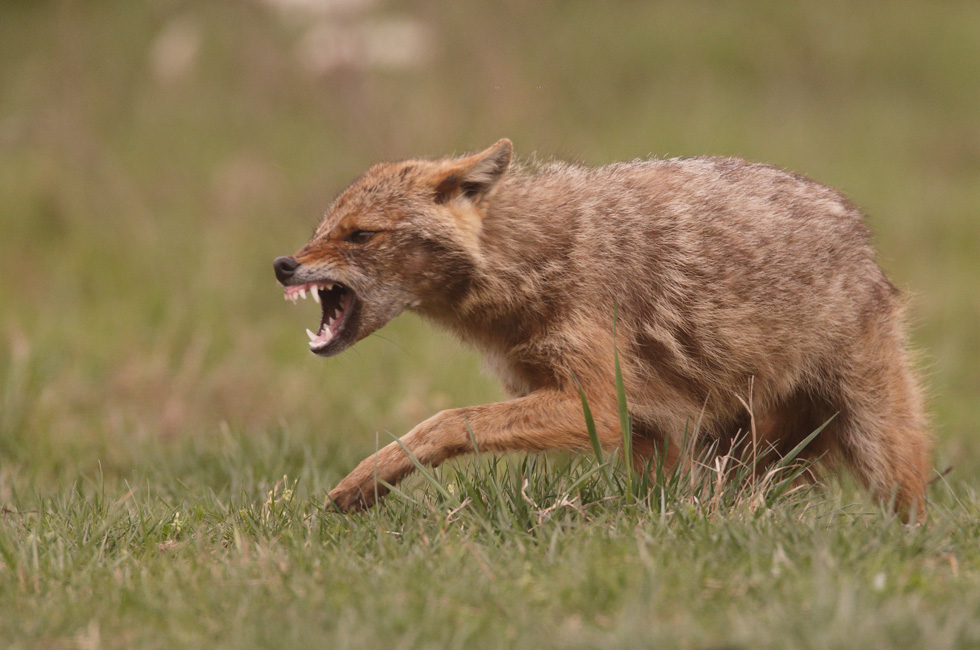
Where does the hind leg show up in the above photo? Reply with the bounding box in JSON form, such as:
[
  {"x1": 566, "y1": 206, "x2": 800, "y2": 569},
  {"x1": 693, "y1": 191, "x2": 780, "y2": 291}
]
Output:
[
  {"x1": 822, "y1": 341, "x2": 932, "y2": 523},
  {"x1": 833, "y1": 398, "x2": 930, "y2": 522}
]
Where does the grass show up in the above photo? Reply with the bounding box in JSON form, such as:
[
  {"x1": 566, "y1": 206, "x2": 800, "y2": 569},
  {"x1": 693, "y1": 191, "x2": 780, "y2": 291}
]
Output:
[
  {"x1": 2, "y1": 1, "x2": 980, "y2": 647},
  {"x1": 2, "y1": 443, "x2": 980, "y2": 648}
]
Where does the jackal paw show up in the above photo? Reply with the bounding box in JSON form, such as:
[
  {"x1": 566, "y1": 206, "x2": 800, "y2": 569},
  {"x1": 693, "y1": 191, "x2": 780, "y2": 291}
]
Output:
[{"x1": 325, "y1": 476, "x2": 387, "y2": 513}]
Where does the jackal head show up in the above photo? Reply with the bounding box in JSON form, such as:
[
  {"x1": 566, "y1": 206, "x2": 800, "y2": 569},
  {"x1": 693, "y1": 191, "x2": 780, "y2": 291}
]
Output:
[{"x1": 274, "y1": 139, "x2": 512, "y2": 356}]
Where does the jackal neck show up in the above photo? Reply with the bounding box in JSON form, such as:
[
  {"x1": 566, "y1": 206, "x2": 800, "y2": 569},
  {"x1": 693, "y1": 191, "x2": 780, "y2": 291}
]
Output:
[{"x1": 421, "y1": 173, "x2": 576, "y2": 359}]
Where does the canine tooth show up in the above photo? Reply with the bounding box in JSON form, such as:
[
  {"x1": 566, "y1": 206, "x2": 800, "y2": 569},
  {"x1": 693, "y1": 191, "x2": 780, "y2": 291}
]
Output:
[
  {"x1": 309, "y1": 328, "x2": 333, "y2": 348},
  {"x1": 311, "y1": 287, "x2": 320, "y2": 303},
  {"x1": 306, "y1": 328, "x2": 317, "y2": 341}
]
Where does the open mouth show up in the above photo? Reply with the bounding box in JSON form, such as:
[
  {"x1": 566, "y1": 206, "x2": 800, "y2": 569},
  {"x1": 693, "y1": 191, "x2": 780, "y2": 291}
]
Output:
[{"x1": 283, "y1": 281, "x2": 357, "y2": 354}]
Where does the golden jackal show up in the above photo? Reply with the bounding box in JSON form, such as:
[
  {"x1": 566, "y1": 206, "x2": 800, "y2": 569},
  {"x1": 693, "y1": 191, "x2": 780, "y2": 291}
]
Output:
[{"x1": 274, "y1": 139, "x2": 931, "y2": 520}]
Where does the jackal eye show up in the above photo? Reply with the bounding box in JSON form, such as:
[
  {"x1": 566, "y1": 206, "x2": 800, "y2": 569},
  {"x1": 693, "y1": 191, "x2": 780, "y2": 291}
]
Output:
[{"x1": 345, "y1": 230, "x2": 376, "y2": 245}]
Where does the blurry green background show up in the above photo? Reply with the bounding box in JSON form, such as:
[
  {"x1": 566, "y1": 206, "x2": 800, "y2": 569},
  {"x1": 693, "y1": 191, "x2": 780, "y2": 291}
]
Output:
[{"x1": 2, "y1": 0, "x2": 978, "y2": 490}]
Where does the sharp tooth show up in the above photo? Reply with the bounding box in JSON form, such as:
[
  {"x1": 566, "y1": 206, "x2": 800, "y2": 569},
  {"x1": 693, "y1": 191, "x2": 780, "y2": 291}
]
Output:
[
  {"x1": 299, "y1": 288, "x2": 307, "y2": 299},
  {"x1": 309, "y1": 328, "x2": 333, "y2": 348},
  {"x1": 325, "y1": 282, "x2": 335, "y2": 290},
  {"x1": 306, "y1": 329, "x2": 317, "y2": 341},
  {"x1": 311, "y1": 287, "x2": 320, "y2": 303}
]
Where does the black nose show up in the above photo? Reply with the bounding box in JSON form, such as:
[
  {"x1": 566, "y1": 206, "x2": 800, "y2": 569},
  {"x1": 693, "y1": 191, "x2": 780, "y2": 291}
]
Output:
[{"x1": 273, "y1": 256, "x2": 300, "y2": 283}]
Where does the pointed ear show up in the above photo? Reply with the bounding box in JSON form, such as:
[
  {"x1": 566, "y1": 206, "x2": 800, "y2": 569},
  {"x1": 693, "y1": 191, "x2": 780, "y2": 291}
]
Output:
[{"x1": 434, "y1": 139, "x2": 513, "y2": 205}]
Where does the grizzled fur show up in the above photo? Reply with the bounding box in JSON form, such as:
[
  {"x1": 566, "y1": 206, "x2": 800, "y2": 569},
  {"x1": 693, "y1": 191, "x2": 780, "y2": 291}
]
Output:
[{"x1": 279, "y1": 139, "x2": 931, "y2": 521}]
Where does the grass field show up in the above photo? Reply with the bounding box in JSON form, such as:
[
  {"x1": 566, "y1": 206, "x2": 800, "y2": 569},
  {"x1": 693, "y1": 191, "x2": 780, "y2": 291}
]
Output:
[{"x1": 2, "y1": 1, "x2": 979, "y2": 647}]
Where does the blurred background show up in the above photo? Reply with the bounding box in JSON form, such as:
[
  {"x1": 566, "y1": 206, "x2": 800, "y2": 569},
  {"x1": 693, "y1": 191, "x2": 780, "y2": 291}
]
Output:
[{"x1": 1, "y1": 0, "x2": 978, "y2": 493}]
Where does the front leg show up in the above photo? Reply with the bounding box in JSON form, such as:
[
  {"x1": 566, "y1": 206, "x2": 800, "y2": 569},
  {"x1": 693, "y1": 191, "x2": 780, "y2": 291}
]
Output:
[{"x1": 327, "y1": 389, "x2": 622, "y2": 512}]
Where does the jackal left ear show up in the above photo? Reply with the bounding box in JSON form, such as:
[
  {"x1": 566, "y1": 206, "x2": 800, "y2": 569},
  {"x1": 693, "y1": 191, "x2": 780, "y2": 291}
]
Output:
[{"x1": 435, "y1": 139, "x2": 513, "y2": 205}]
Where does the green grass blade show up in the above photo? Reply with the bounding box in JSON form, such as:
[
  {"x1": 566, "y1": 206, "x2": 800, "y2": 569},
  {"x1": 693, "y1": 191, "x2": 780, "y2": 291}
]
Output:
[
  {"x1": 773, "y1": 413, "x2": 837, "y2": 470},
  {"x1": 612, "y1": 305, "x2": 634, "y2": 500},
  {"x1": 572, "y1": 372, "x2": 605, "y2": 465}
]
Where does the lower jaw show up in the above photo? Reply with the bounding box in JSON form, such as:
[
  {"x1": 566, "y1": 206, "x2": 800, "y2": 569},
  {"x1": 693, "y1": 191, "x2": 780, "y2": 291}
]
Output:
[
  {"x1": 309, "y1": 325, "x2": 342, "y2": 354},
  {"x1": 308, "y1": 316, "x2": 355, "y2": 356},
  {"x1": 310, "y1": 343, "x2": 336, "y2": 357},
  {"x1": 307, "y1": 297, "x2": 361, "y2": 356},
  {"x1": 310, "y1": 337, "x2": 351, "y2": 357}
]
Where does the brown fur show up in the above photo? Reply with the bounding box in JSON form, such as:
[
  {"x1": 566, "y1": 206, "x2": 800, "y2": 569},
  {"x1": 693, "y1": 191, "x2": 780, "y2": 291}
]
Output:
[{"x1": 277, "y1": 140, "x2": 932, "y2": 521}]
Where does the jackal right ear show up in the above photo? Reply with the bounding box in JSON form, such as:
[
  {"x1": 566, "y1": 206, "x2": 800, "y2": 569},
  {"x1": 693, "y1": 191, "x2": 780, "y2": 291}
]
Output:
[{"x1": 434, "y1": 139, "x2": 513, "y2": 205}]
